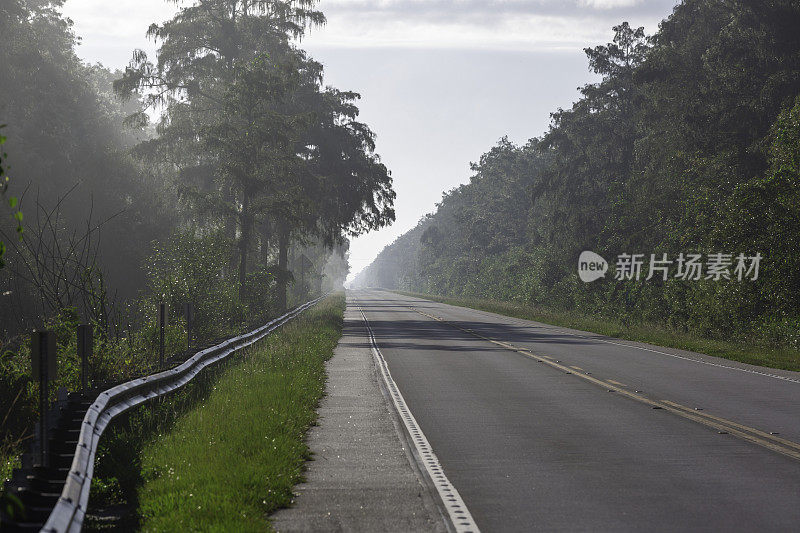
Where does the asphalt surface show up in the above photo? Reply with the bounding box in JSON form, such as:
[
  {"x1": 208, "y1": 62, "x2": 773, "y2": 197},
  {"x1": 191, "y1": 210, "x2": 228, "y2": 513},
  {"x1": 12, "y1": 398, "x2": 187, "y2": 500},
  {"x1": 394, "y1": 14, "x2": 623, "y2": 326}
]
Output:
[{"x1": 353, "y1": 289, "x2": 800, "y2": 532}]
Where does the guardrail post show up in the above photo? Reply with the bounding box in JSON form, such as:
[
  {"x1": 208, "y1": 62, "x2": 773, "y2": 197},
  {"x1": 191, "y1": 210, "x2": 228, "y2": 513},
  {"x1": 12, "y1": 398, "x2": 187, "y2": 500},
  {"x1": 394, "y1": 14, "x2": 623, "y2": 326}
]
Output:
[
  {"x1": 185, "y1": 303, "x2": 193, "y2": 350},
  {"x1": 77, "y1": 324, "x2": 92, "y2": 393},
  {"x1": 31, "y1": 331, "x2": 56, "y2": 467},
  {"x1": 159, "y1": 302, "x2": 166, "y2": 367}
]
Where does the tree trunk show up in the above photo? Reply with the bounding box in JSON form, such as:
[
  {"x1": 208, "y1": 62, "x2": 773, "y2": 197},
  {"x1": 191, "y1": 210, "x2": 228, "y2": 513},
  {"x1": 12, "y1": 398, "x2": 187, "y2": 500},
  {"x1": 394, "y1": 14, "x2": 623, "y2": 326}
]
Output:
[
  {"x1": 238, "y1": 193, "x2": 251, "y2": 299},
  {"x1": 225, "y1": 189, "x2": 238, "y2": 277},
  {"x1": 262, "y1": 221, "x2": 271, "y2": 265},
  {"x1": 276, "y1": 222, "x2": 290, "y2": 312}
]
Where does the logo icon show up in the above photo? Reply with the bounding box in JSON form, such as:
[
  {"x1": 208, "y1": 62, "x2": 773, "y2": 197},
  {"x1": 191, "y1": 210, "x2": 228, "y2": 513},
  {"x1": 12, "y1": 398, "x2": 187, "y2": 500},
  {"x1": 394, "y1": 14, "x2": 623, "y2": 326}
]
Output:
[{"x1": 578, "y1": 251, "x2": 608, "y2": 282}]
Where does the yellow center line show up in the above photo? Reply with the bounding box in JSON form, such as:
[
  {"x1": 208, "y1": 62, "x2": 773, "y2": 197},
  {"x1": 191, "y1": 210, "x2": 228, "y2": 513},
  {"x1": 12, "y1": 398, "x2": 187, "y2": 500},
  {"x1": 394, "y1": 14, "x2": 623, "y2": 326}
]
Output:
[
  {"x1": 411, "y1": 307, "x2": 800, "y2": 462},
  {"x1": 661, "y1": 400, "x2": 800, "y2": 452}
]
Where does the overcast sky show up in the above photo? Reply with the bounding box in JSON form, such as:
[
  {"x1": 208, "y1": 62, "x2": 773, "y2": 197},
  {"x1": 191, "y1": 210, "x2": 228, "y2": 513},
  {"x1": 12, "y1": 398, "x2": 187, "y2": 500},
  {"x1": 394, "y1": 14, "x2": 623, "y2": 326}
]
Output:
[{"x1": 62, "y1": 0, "x2": 678, "y2": 280}]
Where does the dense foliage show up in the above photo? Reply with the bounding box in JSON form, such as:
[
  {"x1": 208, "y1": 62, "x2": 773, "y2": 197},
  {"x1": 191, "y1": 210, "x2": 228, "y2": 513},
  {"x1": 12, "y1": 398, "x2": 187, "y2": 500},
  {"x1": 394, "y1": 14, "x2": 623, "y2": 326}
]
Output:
[
  {"x1": 1, "y1": 0, "x2": 391, "y2": 483},
  {"x1": 0, "y1": 0, "x2": 174, "y2": 330},
  {"x1": 354, "y1": 0, "x2": 800, "y2": 348},
  {"x1": 114, "y1": 0, "x2": 394, "y2": 308}
]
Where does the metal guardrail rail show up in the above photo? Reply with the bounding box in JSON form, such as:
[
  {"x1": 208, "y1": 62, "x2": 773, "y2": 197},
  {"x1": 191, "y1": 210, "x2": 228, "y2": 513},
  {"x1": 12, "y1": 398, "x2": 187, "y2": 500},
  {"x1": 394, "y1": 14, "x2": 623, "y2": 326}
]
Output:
[{"x1": 41, "y1": 296, "x2": 324, "y2": 533}]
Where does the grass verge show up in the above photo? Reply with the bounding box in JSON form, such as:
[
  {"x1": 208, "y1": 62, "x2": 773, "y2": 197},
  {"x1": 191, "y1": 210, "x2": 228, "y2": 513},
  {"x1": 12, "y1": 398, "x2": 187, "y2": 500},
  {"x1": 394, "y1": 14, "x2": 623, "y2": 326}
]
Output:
[
  {"x1": 396, "y1": 291, "x2": 800, "y2": 372},
  {"x1": 84, "y1": 293, "x2": 344, "y2": 531}
]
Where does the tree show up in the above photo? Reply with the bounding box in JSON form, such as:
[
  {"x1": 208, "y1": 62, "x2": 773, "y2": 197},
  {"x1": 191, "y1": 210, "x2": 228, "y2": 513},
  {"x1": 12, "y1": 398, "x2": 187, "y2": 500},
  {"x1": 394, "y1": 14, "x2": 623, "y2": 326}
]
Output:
[
  {"x1": 204, "y1": 53, "x2": 302, "y2": 295},
  {"x1": 0, "y1": 0, "x2": 171, "y2": 300},
  {"x1": 115, "y1": 0, "x2": 324, "y2": 297},
  {"x1": 536, "y1": 22, "x2": 649, "y2": 263},
  {"x1": 117, "y1": 0, "x2": 395, "y2": 309},
  {"x1": 262, "y1": 57, "x2": 395, "y2": 309}
]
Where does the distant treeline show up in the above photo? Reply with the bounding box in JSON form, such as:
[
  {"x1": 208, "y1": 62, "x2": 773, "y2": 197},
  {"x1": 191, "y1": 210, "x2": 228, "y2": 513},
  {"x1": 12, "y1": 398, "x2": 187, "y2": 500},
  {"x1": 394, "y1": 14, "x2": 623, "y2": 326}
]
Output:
[{"x1": 354, "y1": 0, "x2": 800, "y2": 347}]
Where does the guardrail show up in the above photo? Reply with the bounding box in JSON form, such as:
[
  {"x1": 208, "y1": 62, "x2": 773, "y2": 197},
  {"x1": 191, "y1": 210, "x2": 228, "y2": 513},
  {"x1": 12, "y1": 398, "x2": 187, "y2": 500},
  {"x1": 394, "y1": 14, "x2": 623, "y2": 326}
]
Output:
[{"x1": 41, "y1": 296, "x2": 324, "y2": 533}]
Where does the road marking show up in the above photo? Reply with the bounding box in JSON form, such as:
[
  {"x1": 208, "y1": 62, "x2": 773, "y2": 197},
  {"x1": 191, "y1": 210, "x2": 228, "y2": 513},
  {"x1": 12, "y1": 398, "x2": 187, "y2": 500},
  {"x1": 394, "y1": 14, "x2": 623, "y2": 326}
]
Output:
[
  {"x1": 411, "y1": 306, "x2": 800, "y2": 463},
  {"x1": 607, "y1": 379, "x2": 627, "y2": 387},
  {"x1": 660, "y1": 401, "x2": 800, "y2": 453},
  {"x1": 359, "y1": 307, "x2": 480, "y2": 533},
  {"x1": 407, "y1": 294, "x2": 800, "y2": 385},
  {"x1": 570, "y1": 366, "x2": 584, "y2": 371}
]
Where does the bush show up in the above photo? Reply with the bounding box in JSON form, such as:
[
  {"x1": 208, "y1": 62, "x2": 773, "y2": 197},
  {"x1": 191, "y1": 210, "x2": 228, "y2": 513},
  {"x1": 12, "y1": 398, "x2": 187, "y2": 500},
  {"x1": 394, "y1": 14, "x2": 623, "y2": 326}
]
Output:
[{"x1": 145, "y1": 231, "x2": 246, "y2": 340}]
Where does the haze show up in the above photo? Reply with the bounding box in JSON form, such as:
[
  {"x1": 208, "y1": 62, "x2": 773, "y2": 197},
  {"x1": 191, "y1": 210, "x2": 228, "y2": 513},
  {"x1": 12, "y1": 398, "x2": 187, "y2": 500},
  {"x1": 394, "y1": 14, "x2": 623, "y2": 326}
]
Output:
[{"x1": 62, "y1": 0, "x2": 677, "y2": 280}]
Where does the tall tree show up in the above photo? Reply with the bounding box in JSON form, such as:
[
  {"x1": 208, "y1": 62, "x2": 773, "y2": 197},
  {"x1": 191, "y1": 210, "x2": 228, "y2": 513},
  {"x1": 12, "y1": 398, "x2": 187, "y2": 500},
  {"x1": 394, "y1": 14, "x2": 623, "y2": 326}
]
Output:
[
  {"x1": 264, "y1": 56, "x2": 395, "y2": 309},
  {"x1": 117, "y1": 0, "x2": 395, "y2": 308},
  {"x1": 539, "y1": 23, "x2": 649, "y2": 258},
  {"x1": 115, "y1": 0, "x2": 324, "y2": 292}
]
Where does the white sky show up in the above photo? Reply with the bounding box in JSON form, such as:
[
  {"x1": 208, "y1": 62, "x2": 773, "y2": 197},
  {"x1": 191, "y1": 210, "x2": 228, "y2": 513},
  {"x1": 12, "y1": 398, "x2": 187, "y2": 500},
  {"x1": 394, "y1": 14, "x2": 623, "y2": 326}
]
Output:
[{"x1": 62, "y1": 0, "x2": 678, "y2": 280}]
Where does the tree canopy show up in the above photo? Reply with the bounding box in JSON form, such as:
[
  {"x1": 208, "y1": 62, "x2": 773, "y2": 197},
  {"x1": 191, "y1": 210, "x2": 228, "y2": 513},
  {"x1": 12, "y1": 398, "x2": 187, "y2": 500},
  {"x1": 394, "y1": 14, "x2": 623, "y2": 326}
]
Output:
[{"x1": 115, "y1": 0, "x2": 394, "y2": 307}]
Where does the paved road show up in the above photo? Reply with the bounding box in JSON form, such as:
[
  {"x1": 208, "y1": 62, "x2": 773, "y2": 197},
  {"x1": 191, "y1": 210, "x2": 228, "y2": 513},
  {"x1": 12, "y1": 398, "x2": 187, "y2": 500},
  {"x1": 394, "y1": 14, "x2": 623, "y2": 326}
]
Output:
[{"x1": 353, "y1": 289, "x2": 800, "y2": 532}]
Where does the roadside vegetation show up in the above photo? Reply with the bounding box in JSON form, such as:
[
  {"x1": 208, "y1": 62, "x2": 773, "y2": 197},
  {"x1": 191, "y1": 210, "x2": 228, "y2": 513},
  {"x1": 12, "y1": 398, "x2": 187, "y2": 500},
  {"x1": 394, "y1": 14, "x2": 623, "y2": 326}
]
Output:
[
  {"x1": 1, "y1": 0, "x2": 390, "y2": 502},
  {"x1": 356, "y1": 1, "x2": 800, "y2": 365},
  {"x1": 83, "y1": 294, "x2": 344, "y2": 531},
  {"x1": 399, "y1": 291, "x2": 800, "y2": 372}
]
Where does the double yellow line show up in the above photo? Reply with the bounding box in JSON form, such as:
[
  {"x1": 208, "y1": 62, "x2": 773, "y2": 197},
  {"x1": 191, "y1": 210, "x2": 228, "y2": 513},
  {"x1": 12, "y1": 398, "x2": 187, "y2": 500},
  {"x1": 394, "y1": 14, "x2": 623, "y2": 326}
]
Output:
[{"x1": 413, "y1": 307, "x2": 800, "y2": 462}]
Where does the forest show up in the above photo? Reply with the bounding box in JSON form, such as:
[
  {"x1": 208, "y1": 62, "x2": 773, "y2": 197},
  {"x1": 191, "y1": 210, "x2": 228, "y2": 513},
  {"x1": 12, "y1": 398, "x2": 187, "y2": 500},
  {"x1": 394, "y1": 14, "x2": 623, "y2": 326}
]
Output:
[
  {"x1": 0, "y1": 0, "x2": 392, "y2": 478},
  {"x1": 353, "y1": 0, "x2": 800, "y2": 349}
]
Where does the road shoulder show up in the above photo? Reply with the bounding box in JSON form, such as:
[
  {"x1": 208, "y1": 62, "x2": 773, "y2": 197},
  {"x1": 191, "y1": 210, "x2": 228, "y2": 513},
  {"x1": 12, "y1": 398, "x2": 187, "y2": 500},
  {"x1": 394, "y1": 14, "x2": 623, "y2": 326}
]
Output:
[{"x1": 271, "y1": 297, "x2": 448, "y2": 532}]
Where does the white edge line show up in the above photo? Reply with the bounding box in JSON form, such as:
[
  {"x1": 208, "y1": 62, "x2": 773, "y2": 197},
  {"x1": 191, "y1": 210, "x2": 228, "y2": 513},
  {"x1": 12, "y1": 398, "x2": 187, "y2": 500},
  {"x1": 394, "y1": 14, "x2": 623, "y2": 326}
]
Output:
[
  {"x1": 359, "y1": 307, "x2": 480, "y2": 533},
  {"x1": 406, "y1": 294, "x2": 800, "y2": 385}
]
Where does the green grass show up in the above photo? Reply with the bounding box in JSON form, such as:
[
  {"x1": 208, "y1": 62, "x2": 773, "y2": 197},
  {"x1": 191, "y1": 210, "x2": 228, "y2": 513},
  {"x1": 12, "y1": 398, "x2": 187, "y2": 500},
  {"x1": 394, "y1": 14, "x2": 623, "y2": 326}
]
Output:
[
  {"x1": 133, "y1": 294, "x2": 344, "y2": 531},
  {"x1": 396, "y1": 291, "x2": 800, "y2": 372}
]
